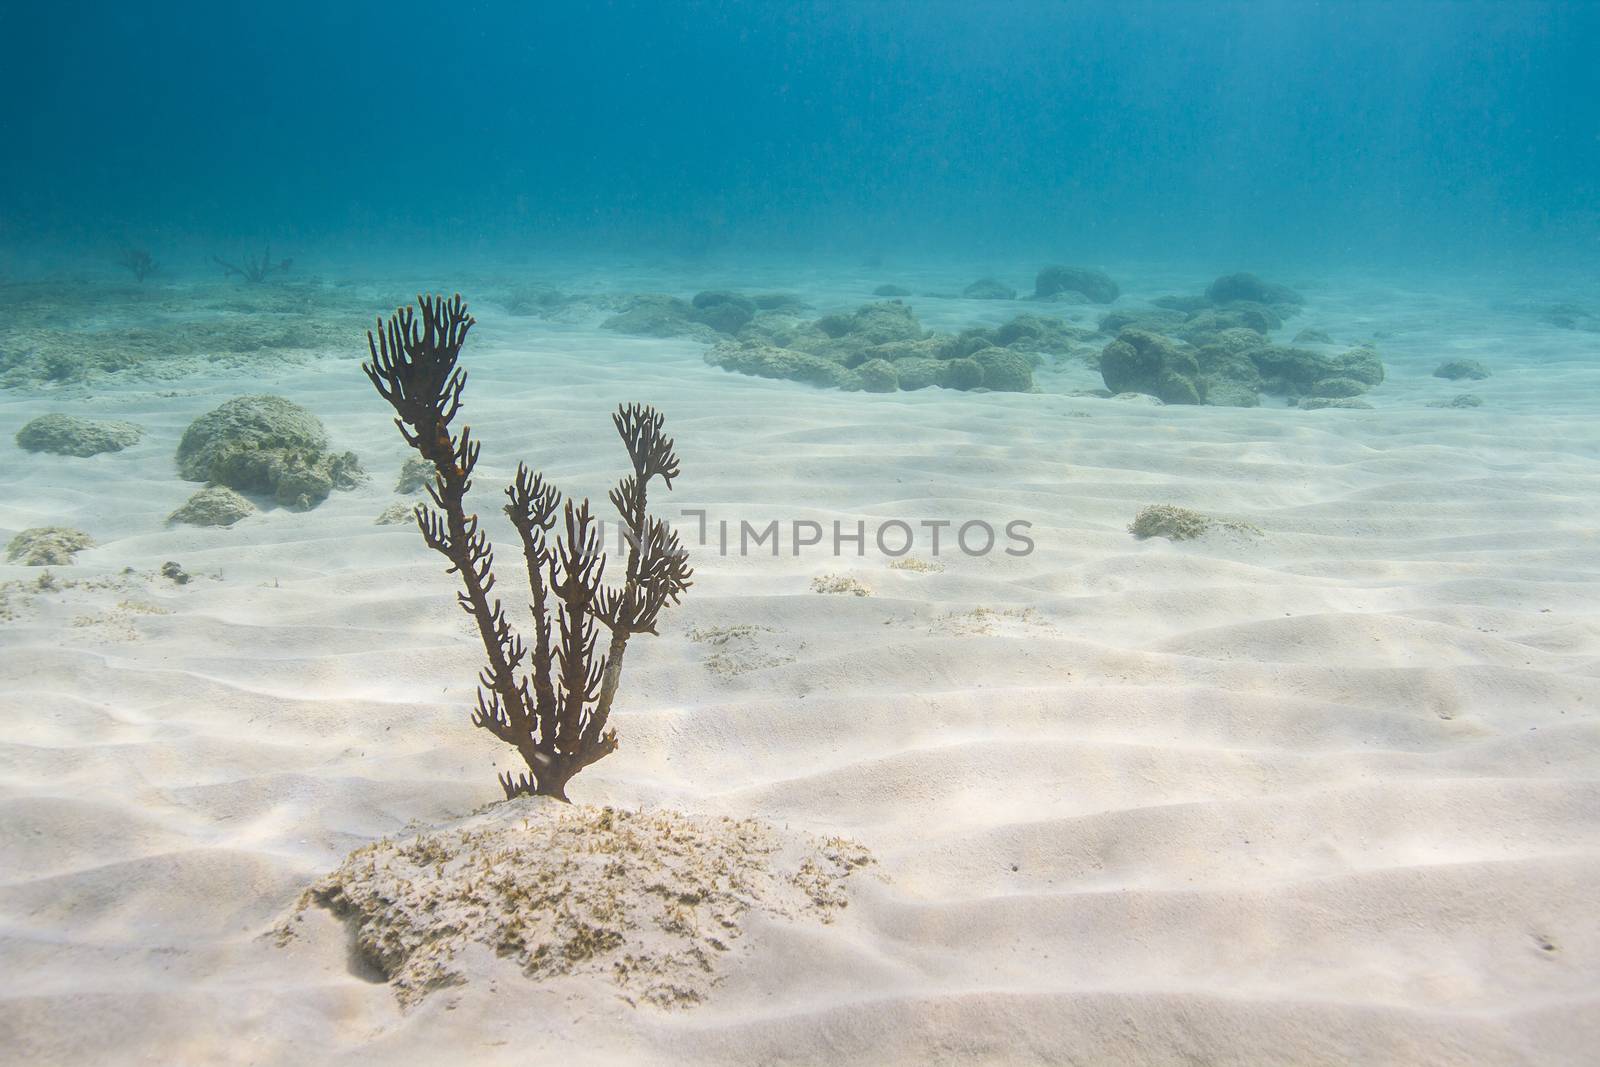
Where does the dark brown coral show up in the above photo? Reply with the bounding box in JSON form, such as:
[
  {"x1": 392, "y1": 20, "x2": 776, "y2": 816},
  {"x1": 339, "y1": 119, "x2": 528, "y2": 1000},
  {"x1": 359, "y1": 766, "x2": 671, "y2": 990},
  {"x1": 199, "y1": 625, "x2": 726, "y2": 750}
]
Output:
[
  {"x1": 213, "y1": 245, "x2": 292, "y2": 283},
  {"x1": 363, "y1": 294, "x2": 692, "y2": 801},
  {"x1": 116, "y1": 247, "x2": 158, "y2": 282}
]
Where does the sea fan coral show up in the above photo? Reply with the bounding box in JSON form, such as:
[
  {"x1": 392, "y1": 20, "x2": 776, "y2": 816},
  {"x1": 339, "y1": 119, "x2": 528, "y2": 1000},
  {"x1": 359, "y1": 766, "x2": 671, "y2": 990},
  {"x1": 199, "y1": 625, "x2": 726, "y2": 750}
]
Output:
[{"x1": 363, "y1": 294, "x2": 692, "y2": 801}]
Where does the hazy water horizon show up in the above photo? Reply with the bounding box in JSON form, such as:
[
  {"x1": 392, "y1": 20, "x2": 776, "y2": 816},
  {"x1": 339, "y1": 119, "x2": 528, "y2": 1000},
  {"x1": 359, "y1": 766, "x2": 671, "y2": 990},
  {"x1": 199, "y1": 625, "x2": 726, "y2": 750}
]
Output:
[{"x1": 3, "y1": 0, "x2": 1597, "y2": 277}]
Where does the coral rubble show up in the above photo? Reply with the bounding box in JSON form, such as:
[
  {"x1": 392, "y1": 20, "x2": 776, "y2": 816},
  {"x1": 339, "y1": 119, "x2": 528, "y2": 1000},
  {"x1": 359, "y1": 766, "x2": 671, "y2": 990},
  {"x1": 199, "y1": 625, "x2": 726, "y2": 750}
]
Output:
[{"x1": 294, "y1": 799, "x2": 872, "y2": 1008}]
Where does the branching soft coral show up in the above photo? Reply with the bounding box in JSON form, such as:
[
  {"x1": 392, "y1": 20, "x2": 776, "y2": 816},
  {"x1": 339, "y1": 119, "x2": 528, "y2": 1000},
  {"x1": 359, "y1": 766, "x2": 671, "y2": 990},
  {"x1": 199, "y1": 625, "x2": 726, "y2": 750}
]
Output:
[
  {"x1": 364, "y1": 294, "x2": 692, "y2": 801},
  {"x1": 212, "y1": 246, "x2": 291, "y2": 283}
]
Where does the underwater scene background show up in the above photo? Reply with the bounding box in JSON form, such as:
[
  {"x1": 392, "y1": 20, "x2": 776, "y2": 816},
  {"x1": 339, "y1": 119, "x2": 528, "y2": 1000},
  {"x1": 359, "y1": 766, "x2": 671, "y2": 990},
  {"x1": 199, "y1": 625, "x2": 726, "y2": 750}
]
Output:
[
  {"x1": 5, "y1": 0, "x2": 1599, "y2": 265},
  {"x1": 2, "y1": 3, "x2": 1598, "y2": 1065}
]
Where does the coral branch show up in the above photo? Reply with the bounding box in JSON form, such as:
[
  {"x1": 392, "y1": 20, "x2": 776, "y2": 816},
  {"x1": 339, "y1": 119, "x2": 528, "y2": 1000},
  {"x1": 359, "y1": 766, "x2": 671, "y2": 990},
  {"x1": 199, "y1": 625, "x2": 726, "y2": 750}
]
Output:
[
  {"x1": 116, "y1": 247, "x2": 158, "y2": 282},
  {"x1": 213, "y1": 245, "x2": 292, "y2": 283},
  {"x1": 363, "y1": 294, "x2": 691, "y2": 802}
]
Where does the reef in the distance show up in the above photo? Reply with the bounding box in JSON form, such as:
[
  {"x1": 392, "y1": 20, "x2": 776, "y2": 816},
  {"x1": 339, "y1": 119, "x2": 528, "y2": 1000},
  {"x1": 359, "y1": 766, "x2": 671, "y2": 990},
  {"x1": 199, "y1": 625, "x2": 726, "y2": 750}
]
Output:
[
  {"x1": 1092, "y1": 273, "x2": 1386, "y2": 407},
  {"x1": 703, "y1": 299, "x2": 1093, "y2": 394}
]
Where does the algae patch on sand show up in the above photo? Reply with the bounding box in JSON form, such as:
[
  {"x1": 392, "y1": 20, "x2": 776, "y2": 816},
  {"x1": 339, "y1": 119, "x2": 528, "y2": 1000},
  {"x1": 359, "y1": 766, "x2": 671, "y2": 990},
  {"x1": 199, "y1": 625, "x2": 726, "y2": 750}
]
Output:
[
  {"x1": 5, "y1": 526, "x2": 94, "y2": 566},
  {"x1": 1129, "y1": 505, "x2": 1262, "y2": 542}
]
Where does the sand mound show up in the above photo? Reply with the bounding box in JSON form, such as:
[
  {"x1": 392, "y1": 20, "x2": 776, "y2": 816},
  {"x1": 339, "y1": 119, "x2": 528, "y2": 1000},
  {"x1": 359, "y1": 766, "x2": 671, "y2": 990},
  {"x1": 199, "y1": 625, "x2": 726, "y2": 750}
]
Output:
[{"x1": 291, "y1": 798, "x2": 873, "y2": 1009}]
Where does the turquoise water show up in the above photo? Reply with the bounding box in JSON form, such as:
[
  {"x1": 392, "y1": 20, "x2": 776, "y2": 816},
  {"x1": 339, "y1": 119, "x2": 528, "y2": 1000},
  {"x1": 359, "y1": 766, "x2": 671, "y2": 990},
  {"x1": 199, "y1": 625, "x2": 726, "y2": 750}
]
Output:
[{"x1": 3, "y1": 1, "x2": 1596, "y2": 269}]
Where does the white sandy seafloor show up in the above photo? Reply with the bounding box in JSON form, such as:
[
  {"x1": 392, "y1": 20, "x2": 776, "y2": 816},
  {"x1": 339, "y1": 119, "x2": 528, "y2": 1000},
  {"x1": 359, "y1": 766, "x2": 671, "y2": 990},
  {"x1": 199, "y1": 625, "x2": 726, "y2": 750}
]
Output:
[{"x1": 1, "y1": 261, "x2": 1598, "y2": 1065}]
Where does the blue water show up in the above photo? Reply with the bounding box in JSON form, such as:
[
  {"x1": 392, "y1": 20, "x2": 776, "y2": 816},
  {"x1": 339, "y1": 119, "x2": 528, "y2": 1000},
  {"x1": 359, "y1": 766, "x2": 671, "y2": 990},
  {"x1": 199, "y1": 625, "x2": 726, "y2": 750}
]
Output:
[{"x1": 4, "y1": 0, "x2": 1597, "y2": 270}]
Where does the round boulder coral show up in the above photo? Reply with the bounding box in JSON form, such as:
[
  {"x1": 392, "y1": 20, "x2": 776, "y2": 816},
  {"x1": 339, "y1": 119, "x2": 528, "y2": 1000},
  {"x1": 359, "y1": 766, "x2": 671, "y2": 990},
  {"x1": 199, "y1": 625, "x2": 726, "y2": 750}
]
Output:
[
  {"x1": 892, "y1": 358, "x2": 942, "y2": 391},
  {"x1": 705, "y1": 342, "x2": 855, "y2": 388},
  {"x1": 1033, "y1": 265, "x2": 1120, "y2": 304},
  {"x1": 855, "y1": 358, "x2": 899, "y2": 393},
  {"x1": 814, "y1": 301, "x2": 925, "y2": 345},
  {"x1": 1202, "y1": 381, "x2": 1261, "y2": 408},
  {"x1": 973, "y1": 348, "x2": 1034, "y2": 392},
  {"x1": 689, "y1": 291, "x2": 757, "y2": 334},
  {"x1": 1433, "y1": 359, "x2": 1489, "y2": 381},
  {"x1": 16, "y1": 414, "x2": 144, "y2": 457},
  {"x1": 939, "y1": 357, "x2": 985, "y2": 391},
  {"x1": 601, "y1": 295, "x2": 722, "y2": 342},
  {"x1": 1178, "y1": 304, "x2": 1281, "y2": 342},
  {"x1": 169, "y1": 486, "x2": 256, "y2": 527},
  {"x1": 1100, "y1": 329, "x2": 1203, "y2": 405},
  {"x1": 1252, "y1": 345, "x2": 1384, "y2": 399},
  {"x1": 963, "y1": 278, "x2": 1017, "y2": 300},
  {"x1": 176, "y1": 395, "x2": 364, "y2": 509},
  {"x1": 1306, "y1": 376, "x2": 1368, "y2": 399},
  {"x1": 1098, "y1": 308, "x2": 1187, "y2": 335},
  {"x1": 395, "y1": 456, "x2": 435, "y2": 494},
  {"x1": 1332, "y1": 346, "x2": 1385, "y2": 387},
  {"x1": 991, "y1": 314, "x2": 1088, "y2": 354},
  {"x1": 1204, "y1": 272, "x2": 1304, "y2": 307}
]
